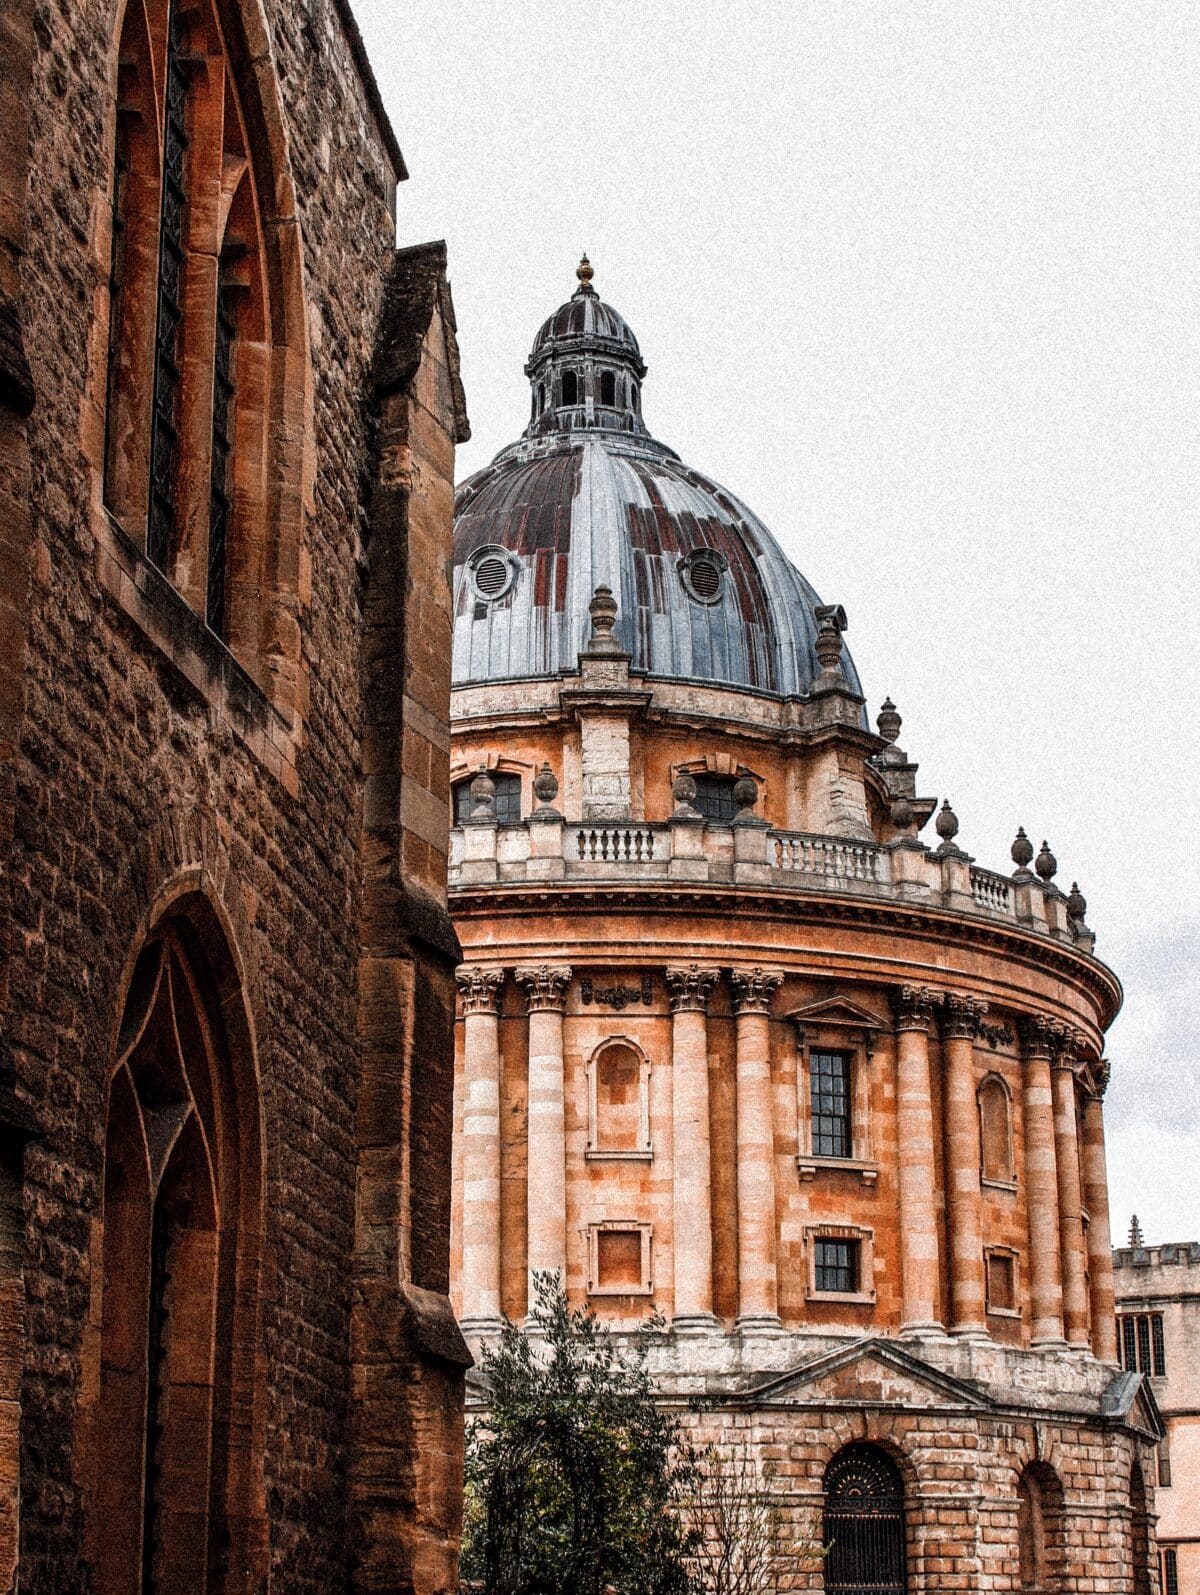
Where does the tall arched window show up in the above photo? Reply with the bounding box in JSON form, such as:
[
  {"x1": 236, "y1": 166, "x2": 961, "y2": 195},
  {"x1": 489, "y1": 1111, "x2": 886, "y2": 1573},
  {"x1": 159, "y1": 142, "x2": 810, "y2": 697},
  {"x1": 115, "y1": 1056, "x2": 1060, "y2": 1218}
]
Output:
[
  {"x1": 561, "y1": 369, "x2": 578, "y2": 406},
  {"x1": 104, "y1": 0, "x2": 278, "y2": 648},
  {"x1": 979, "y1": 1074, "x2": 1015, "y2": 1183},
  {"x1": 823, "y1": 1444, "x2": 906, "y2": 1595},
  {"x1": 88, "y1": 914, "x2": 263, "y2": 1595},
  {"x1": 599, "y1": 370, "x2": 616, "y2": 406}
]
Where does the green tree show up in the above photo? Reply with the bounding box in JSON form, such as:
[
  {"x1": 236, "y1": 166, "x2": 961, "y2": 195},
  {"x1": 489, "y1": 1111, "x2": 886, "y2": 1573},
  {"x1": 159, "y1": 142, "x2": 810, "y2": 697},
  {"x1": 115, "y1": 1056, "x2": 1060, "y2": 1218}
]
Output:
[{"x1": 462, "y1": 1274, "x2": 701, "y2": 1595}]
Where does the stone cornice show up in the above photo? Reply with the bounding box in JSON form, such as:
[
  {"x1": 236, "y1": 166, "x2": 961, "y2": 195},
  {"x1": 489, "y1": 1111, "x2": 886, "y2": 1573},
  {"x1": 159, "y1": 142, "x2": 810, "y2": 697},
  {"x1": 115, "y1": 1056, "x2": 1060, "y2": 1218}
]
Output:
[
  {"x1": 665, "y1": 964, "x2": 720, "y2": 1014},
  {"x1": 455, "y1": 965, "x2": 505, "y2": 1016},
  {"x1": 513, "y1": 963, "x2": 572, "y2": 1012},
  {"x1": 729, "y1": 966, "x2": 785, "y2": 1016},
  {"x1": 448, "y1": 879, "x2": 1122, "y2": 1029}
]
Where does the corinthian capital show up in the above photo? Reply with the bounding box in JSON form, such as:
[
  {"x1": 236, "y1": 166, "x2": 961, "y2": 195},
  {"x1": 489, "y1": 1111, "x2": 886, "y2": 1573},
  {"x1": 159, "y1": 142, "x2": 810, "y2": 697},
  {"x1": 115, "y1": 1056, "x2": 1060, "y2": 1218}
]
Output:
[
  {"x1": 515, "y1": 964, "x2": 572, "y2": 1012},
  {"x1": 665, "y1": 964, "x2": 720, "y2": 1014},
  {"x1": 729, "y1": 966, "x2": 785, "y2": 1016},
  {"x1": 456, "y1": 965, "x2": 505, "y2": 1016},
  {"x1": 1018, "y1": 1013, "x2": 1059, "y2": 1059},
  {"x1": 940, "y1": 993, "x2": 987, "y2": 1040},
  {"x1": 893, "y1": 984, "x2": 943, "y2": 1033}
]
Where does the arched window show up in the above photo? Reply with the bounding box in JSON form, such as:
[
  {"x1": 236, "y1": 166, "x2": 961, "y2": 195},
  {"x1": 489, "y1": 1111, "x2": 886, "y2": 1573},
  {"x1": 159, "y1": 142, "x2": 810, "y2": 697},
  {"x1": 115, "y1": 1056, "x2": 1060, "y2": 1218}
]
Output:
[
  {"x1": 88, "y1": 914, "x2": 263, "y2": 1595},
  {"x1": 104, "y1": 0, "x2": 281, "y2": 649},
  {"x1": 1017, "y1": 1462, "x2": 1065, "y2": 1591},
  {"x1": 561, "y1": 369, "x2": 578, "y2": 406},
  {"x1": 586, "y1": 1039, "x2": 651, "y2": 1157},
  {"x1": 631, "y1": 380, "x2": 639, "y2": 411},
  {"x1": 823, "y1": 1444, "x2": 906, "y2": 1594},
  {"x1": 600, "y1": 370, "x2": 616, "y2": 406},
  {"x1": 538, "y1": 383, "x2": 547, "y2": 415},
  {"x1": 979, "y1": 1074, "x2": 1015, "y2": 1183},
  {"x1": 453, "y1": 771, "x2": 522, "y2": 825}
]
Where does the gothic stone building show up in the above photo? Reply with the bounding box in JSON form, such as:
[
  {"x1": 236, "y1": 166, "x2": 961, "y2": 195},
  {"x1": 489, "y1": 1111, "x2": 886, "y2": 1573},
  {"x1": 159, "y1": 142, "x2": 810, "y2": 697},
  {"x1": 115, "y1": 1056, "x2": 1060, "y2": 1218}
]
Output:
[
  {"x1": 448, "y1": 261, "x2": 1165, "y2": 1593},
  {"x1": 1114, "y1": 1228, "x2": 1200, "y2": 1595},
  {"x1": 0, "y1": 1, "x2": 469, "y2": 1591}
]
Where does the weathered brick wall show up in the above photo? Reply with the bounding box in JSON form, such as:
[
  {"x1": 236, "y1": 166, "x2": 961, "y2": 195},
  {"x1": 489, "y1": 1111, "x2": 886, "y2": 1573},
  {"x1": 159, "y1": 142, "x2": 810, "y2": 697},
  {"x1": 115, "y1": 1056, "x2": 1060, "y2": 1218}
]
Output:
[{"x1": 1, "y1": 1, "x2": 464, "y2": 1590}]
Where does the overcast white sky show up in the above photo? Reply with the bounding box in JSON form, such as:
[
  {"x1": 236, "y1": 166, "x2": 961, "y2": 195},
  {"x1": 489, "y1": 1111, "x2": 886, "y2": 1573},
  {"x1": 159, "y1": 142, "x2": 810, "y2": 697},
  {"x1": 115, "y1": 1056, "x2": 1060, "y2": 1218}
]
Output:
[{"x1": 352, "y1": 1, "x2": 1200, "y2": 1243}]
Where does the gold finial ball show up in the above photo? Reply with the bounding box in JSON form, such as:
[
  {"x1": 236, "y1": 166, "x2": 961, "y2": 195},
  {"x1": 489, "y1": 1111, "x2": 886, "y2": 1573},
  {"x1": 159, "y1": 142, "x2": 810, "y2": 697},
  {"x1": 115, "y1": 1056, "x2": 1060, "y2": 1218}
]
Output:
[{"x1": 576, "y1": 253, "x2": 594, "y2": 286}]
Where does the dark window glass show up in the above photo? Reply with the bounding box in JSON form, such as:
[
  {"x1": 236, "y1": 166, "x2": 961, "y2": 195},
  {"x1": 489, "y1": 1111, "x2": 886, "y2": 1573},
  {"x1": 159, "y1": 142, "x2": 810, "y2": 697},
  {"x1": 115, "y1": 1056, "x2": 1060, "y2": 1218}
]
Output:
[
  {"x1": 206, "y1": 266, "x2": 236, "y2": 635},
  {"x1": 631, "y1": 381, "x2": 639, "y2": 411},
  {"x1": 811, "y1": 1051, "x2": 852, "y2": 1159},
  {"x1": 1121, "y1": 1315, "x2": 1137, "y2": 1371},
  {"x1": 1163, "y1": 1549, "x2": 1178, "y2": 1595},
  {"x1": 454, "y1": 772, "x2": 521, "y2": 825},
  {"x1": 1137, "y1": 1314, "x2": 1152, "y2": 1374},
  {"x1": 600, "y1": 370, "x2": 616, "y2": 406},
  {"x1": 1158, "y1": 1448, "x2": 1171, "y2": 1489},
  {"x1": 1151, "y1": 1313, "x2": 1166, "y2": 1376},
  {"x1": 561, "y1": 370, "x2": 578, "y2": 406},
  {"x1": 815, "y1": 1238, "x2": 859, "y2": 1294},
  {"x1": 691, "y1": 774, "x2": 738, "y2": 823}
]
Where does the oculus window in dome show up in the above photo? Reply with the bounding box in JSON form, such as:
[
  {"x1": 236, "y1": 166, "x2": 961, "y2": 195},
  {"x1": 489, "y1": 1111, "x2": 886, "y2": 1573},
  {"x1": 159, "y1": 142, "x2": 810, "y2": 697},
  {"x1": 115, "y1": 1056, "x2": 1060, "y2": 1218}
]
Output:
[{"x1": 452, "y1": 259, "x2": 865, "y2": 709}]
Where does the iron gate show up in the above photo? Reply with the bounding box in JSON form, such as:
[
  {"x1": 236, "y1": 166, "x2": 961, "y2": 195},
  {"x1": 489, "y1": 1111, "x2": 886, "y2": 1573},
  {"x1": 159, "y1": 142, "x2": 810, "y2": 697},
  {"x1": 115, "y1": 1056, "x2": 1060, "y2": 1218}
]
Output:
[{"x1": 823, "y1": 1444, "x2": 907, "y2": 1595}]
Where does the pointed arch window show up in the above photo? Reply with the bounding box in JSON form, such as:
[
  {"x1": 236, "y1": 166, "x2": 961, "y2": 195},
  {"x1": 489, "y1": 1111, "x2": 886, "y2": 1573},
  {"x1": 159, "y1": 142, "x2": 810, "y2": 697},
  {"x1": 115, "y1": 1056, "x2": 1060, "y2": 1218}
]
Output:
[
  {"x1": 88, "y1": 919, "x2": 263, "y2": 1595},
  {"x1": 104, "y1": 0, "x2": 278, "y2": 653}
]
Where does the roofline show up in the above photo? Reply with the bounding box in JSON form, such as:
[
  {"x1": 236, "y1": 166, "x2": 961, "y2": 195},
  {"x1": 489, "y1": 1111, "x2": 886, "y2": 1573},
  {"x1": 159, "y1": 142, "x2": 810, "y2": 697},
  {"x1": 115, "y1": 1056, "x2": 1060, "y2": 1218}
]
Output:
[{"x1": 332, "y1": 0, "x2": 408, "y2": 183}]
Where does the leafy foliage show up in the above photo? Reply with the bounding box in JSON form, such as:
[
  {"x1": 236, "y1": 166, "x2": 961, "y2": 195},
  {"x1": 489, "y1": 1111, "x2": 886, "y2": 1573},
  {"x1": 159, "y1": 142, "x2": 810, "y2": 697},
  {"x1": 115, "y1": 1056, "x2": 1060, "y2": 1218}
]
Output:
[{"x1": 462, "y1": 1275, "x2": 702, "y2": 1595}]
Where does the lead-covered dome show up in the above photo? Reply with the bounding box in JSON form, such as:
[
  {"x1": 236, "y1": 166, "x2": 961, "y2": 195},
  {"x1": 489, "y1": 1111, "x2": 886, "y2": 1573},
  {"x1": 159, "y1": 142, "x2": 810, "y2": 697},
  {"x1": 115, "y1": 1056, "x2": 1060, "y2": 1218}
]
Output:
[{"x1": 452, "y1": 262, "x2": 864, "y2": 701}]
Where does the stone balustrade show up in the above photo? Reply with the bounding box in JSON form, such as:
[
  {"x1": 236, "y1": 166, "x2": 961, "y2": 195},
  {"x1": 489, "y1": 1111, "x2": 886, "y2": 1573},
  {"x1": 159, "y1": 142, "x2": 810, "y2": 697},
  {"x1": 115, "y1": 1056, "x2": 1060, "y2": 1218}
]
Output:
[{"x1": 449, "y1": 819, "x2": 1096, "y2": 951}]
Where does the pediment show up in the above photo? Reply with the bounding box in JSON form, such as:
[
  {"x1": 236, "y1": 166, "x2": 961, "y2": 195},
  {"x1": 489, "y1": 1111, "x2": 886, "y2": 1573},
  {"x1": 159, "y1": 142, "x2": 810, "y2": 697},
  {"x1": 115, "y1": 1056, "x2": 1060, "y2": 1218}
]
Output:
[
  {"x1": 1101, "y1": 1370, "x2": 1166, "y2": 1441},
  {"x1": 741, "y1": 1339, "x2": 992, "y2": 1412},
  {"x1": 784, "y1": 997, "x2": 888, "y2": 1032}
]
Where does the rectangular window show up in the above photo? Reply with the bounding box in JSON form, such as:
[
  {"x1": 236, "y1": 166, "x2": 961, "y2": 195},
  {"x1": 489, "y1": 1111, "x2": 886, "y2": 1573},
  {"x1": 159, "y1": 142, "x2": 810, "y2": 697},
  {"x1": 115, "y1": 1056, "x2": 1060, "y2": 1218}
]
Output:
[
  {"x1": 1162, "y1": 1548, "x2": 1178, "y2": 1595},
  {"x1": 814, "y1": 1237, "x2": 859, "y2": 1294},
  {"x1": 1157, "y1": 1445, "x2": 1171, "y2": 1489},
  {"x1": 986, "y1": 1251, "x2": 1016, "y2": 1313},
  {"x1": 811, "y1": 1051, "x2": 852, "y2": 1159},
  {"x1": 1137, "y1": 1314, "x2": 1152, "y2": 1375},
  {"x1": 1122, "y1": 1315, "x2": 1137, "y2": 1371},
  {"x1": 1151, "y1": 1313, "x2": 1166, "y2": 1376}
]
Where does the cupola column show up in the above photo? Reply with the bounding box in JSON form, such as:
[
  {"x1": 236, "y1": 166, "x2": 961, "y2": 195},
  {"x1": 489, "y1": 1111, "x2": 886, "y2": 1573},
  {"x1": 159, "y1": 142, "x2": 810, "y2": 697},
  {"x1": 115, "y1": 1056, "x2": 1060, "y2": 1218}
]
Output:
[
  {"x1": 730, "y1": 967, "x2": 785, "y2": 1333},
  {"x1": 942, "y1": 995, "x2": 989, "y2": 1338},
  {"x1": 666, "y1": 965, "x2": 720, "y2": 1332},
  {"x1": 456, "y1": 967, "x2": 506, "y2": 1330},
  {"x1": 892, "y1": 986, "x2": 945, "y2": 1337},
  {"x1": 1052, "y1": 1035, "x2": 1092, "y2": 1348},
  {"x1": 1080, "y1": 1067, "x2": 1118, "y2": 1361},
  {"x1": 515, "y1": 965, "x2": 572, "y2": 1301},
  {"x1": 1020, "y1": 1018, "x2": 1067, "y2": 1347}
]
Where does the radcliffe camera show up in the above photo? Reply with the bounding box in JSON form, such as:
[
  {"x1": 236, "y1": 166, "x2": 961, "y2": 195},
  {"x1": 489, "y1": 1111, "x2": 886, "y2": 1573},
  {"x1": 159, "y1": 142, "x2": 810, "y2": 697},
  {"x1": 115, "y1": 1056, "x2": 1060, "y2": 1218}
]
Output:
[{"x1": 0, "y1": 4, "x2": 1192, "y2": 1594}]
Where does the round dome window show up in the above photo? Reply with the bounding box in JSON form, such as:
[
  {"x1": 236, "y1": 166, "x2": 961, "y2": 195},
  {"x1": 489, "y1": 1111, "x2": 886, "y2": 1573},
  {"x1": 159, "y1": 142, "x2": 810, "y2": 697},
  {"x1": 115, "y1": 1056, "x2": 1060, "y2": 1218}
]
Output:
[
  {"x1": 471, "y1": 549, "x2": 515, "y2": 603},
  {"x1": 679, "y1": 550, "x2": 727, "y2": 606}
]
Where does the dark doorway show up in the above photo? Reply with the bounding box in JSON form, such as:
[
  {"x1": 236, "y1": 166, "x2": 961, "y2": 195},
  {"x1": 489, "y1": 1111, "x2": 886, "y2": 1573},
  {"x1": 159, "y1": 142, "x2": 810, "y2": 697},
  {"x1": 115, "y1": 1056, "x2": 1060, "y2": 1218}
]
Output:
[{"x1": 824, "y1": 1444, "x2": 907, "y2": 1594}]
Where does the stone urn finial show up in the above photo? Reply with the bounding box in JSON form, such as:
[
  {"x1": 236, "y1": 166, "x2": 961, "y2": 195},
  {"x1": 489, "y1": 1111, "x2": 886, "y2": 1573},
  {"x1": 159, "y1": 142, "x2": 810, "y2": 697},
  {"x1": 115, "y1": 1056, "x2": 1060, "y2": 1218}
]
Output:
[
  {"x1": 469, "y1": 766, "x2": 496, "y2": 822},
  {"x1": 530, "y1": 761, "x2": 561, "y2": 822},
  {"x1": 935, "y1": 799, "x2": 960, "y2": 852},
  {"x1": 1066, "y1": 881, "x2": 1087, "y2": 921},
  {"x1": 671, "y1": 772, "x2": 700, "y2": 821},
  {"x1": 1011, "y1": 826, "x2": 1034, "y2": 873},
  {"x1": 877, "y1": 697, "x2": 902, "y2": 745},
  {"x1": 732, "y1": 773, "x2": 760, "y2": 826},
  {"x1": 812, "y1": 604, "x2": 847, "y2": 682},
  {"x1": 1035, "y1": 840, "x2": 1058, "y2": 882},
  {"x1": 889, "y1": 794, "x2": 914, "y2": 832},
  {"x1": 585, "y1": 584, "x2": 622, "y2": 654}
]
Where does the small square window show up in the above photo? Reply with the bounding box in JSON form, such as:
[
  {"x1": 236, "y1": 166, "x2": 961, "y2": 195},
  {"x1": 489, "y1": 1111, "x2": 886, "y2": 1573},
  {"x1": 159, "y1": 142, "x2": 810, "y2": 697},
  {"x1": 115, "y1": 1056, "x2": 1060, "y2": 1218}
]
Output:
[
  {"x1": 814, "y1": 1237, "x2": 859, "y2": 1294},
  {"x1": 587, "y1": 1222, "x2": 652, "y2": 1296},
  {"x1": 986, "y1": 1251, "x2": 1017, "y2": 1314}
]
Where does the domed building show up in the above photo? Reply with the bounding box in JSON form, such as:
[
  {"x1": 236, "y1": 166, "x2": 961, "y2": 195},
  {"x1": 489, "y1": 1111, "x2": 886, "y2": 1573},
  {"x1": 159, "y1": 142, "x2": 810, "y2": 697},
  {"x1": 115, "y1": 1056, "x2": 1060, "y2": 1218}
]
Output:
[{"x1": 448, "y1": 261, "x2": 1162, "y2": 1592}]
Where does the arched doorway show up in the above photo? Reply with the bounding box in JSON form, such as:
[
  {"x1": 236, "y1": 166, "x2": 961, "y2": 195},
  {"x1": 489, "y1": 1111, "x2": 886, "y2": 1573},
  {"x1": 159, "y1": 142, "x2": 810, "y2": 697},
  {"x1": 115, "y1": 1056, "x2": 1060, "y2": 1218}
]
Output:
[{"x1": 824, "y1": 1443, "x2": 907, "y2": 1594}]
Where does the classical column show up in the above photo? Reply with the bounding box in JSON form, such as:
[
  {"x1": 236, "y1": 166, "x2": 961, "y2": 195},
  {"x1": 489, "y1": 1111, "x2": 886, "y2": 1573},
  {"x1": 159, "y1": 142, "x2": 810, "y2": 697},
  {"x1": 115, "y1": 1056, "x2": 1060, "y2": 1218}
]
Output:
[
  {"x1": 1020, "y1": 1017, "x2": 1066, "y2": 1347},
  {"x1": 456, "y1": 966, "x2": 506, "y2": 1331},
  {"x1": 515, "y1": 964, "x2": 572, "y2": 1301},
  {"x1": 666, "y1": 965, "x2": 720, "y2": 1332},
  {"x1": 730, "y1": 966, "x2": 785, "y2": 1333},
  {"x1": 893, "y1": 986, "x2": 945, "y2": 1337},
  {"x1": 1080, "y1": 1063, "x2": 1118, "y2": 1362},
  {"x1": 1053, "y1": 1032, "x2": 1091, "y2": 1348},
  {"x1": 942, "y1": 994, "x2": 988, "y2": 1339}
]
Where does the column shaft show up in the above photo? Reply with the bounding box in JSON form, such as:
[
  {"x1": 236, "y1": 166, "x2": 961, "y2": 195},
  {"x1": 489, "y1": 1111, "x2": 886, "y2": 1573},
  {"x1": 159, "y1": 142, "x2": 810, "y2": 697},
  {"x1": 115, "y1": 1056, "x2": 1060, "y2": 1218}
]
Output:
[
  {"x1": 456, "y1": 968, "x2": 505, "y2": 1329},
  {"x1": 731, "y1": 969, "x2": 784, "y2": 1331},
  {"x1": 894, "y1": 988, "x2": 943, "y2": 1336},
  {"x1": 943, "y1": 1001, "x2": 987, "y2": 1337},
  {"x1": 1080, "y1": 1083, "x2": 1118, "y2": 1362},
  {"x1": 1021, "y1": 1022, "x2": 1065, "y2": 1346},
  {"x1": 1053, "y1": 1058, "x2": 1091, "y2": 1347},
  {"x1": 667, "y1": 966, "x2": 719, "y2": 1330},
  {"x1": 516, "y1": 965, "x2": 572, "y2": 1303}
]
